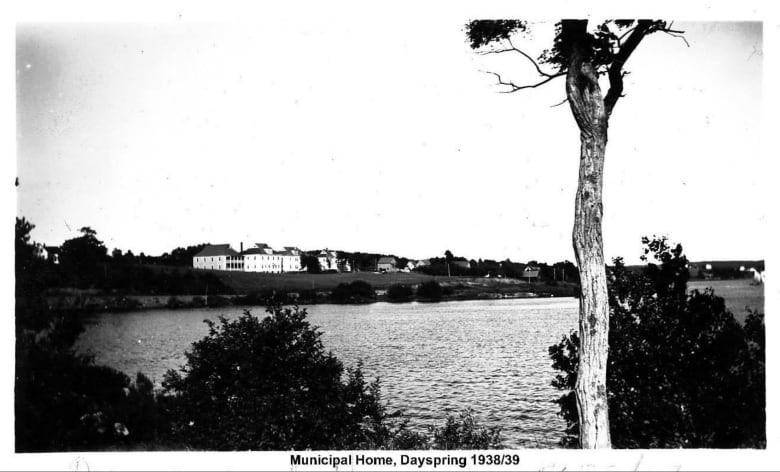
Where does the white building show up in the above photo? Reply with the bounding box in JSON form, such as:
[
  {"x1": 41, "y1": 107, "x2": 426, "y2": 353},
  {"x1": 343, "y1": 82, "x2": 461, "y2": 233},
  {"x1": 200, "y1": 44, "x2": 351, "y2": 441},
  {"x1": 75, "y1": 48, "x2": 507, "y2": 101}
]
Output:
[
  {"x1": 279, "y1": 246, "x2": 303, "y2": 272},
  {"x1": 192, "y1": 242, "x2": 311, "y2": 274},
  {"x1": 242, "y1": 243, "x2": 305, "y2": 273},
  {"x1": 193, "y1": 244, "x2": 241, "y2": 270},
  {"x1": 243, "y1": 243, "x2": 283, "y2": 273},
  {"x1": 318, "y1": 249, "x2": 339, "y2": 272}
]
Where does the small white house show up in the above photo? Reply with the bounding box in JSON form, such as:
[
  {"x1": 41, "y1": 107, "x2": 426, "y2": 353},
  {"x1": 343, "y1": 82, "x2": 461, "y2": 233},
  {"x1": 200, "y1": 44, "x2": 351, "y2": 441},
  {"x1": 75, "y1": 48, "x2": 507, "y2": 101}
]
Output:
[{"x1": 318, "y1": 249, "x2": 339, "y2": 272}]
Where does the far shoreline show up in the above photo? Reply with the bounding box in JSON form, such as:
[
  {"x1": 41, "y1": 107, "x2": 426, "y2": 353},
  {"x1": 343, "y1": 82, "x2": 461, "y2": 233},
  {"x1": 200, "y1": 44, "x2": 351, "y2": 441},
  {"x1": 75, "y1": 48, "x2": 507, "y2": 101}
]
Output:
[{"x1": 51, "y1": 288, "x2": 578, "y2": 316}]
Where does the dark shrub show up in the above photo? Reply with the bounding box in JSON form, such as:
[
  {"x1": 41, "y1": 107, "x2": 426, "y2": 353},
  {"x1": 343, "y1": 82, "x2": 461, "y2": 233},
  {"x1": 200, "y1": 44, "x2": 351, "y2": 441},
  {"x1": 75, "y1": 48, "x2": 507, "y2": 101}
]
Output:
[
  {"x1": 111, "y1": 295, "x2": 142, "y2": 311},
  {"x1": 416, "y1": 281, "x2": 443, "y2": 301},
  {"x1": 161, "y1": 304, "x2": 388, "y2": 450},
  {"x1": 166, "y1": 297, "x2": 183, "y2": 309},
  {"x1": 549, "y1": 237, "x2": 765, "y2": 448},
  {"x1": 387, "y1": 284, "x2": 413, "y2": 301},
  {"x1": 191, "y1": 296, "x2": 206, "y2": 308},
  {"x1": 16, "y1": 323, "x2": 163, "y2": 451},
  {"x1": 330, "y1": 280, "x2": 374, "y2": 303},
  {"x1": 430, "y1": 409, "x2": 502, "y2": 450},
  {"x1": 205, "y1": 295, "x2": 231, "y2": 307}
]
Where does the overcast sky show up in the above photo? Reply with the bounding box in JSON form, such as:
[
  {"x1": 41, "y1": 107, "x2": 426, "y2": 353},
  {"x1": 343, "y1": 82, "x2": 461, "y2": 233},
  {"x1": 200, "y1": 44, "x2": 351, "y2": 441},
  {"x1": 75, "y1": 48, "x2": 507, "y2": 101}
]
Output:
[{"x1": 16, "y1": 19, "x2": 764, "y2": 264}]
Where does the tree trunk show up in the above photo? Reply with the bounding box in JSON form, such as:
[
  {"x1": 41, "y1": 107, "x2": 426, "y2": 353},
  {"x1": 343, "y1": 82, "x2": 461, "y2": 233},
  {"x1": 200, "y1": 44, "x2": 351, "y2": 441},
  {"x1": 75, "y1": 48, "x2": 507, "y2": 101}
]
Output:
[
  {"x1": 572, "y1": 133, "x2": 611, "y2": 448},
  {"x1": 563, "y1": 19, "x2": 612, "y2": 448}
]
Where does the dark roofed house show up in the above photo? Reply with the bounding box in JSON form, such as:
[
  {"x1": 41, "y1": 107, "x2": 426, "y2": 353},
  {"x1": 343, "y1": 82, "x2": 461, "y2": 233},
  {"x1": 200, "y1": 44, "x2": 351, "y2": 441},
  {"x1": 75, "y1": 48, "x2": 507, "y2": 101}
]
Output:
[
  {"x1": 193, "y1": 244, "x2": 241, "y2": 271},
  {"x1": 377, "y1": 256, "x2": 398, "y2": 273}
]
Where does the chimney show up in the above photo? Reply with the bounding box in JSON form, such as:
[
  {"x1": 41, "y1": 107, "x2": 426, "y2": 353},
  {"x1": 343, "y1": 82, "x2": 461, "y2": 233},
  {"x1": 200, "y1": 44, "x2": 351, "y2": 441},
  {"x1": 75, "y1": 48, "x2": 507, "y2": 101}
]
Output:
[{"x1": 240, "y1": 242, "x2": 244, "y2": 253}]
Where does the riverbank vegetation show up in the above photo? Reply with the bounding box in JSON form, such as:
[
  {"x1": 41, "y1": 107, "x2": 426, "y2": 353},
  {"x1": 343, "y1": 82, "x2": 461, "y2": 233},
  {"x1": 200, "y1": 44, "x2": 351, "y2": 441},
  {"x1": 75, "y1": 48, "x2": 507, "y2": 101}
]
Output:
[
  {"x1": 18, "y1": 217, "x2": 764, "y2": 450},
  {"x1": 549, "y1": 238, "x2": 765, "y2": 448},
  {"x1": 16, "y1": 217, "x2": 503, "y2": 451}
]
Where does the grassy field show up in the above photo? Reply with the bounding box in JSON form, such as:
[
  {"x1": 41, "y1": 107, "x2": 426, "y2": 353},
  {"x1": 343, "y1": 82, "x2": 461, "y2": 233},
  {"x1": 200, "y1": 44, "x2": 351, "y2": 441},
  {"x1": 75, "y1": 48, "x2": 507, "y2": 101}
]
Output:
[
  {"x1": 209, "y1": 270, "x2": 579, "y2": 298},
  {"x1": 688, "y1": 278, "x2": 764, "y2": 323},
  {"x1": 213, "y1": 270, "x2": 441, "y2": 293}
]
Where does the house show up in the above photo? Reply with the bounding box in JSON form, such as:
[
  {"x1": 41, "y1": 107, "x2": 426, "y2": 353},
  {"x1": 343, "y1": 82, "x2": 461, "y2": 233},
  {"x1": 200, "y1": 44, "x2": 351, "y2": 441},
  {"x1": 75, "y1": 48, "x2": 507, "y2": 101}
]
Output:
[
  {"x1": 523, "y1": 266, "x2": 540, "y2": 280},
  {"x1": 338, "y1": 258, "x2": 352, "y2": 273},
  {"x1": 40, "y1": 245, "x2": 61, "y2": 264},
  {"x1": 277, "y1": 246, "x2": 303, "y2": 272},
  {"x1": 318, "y1": 249, "x2": 339, "y2": 272},
  {"x1": 193, "y1": 244, "x2": 241, "y2": 271},
  {"x1": 377, "y1": 256, "x2": 398, "y2": 272},
  {"x1": 403, "y1": 261, "x2": 417, "y2": 272}
]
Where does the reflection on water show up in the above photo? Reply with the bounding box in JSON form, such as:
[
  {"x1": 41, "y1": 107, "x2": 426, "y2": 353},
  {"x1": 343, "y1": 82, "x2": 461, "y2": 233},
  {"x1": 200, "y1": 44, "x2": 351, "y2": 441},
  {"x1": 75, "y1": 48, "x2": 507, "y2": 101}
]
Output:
[{"x1": 76, "y1": 298, "x2": 578, "y2": 448}]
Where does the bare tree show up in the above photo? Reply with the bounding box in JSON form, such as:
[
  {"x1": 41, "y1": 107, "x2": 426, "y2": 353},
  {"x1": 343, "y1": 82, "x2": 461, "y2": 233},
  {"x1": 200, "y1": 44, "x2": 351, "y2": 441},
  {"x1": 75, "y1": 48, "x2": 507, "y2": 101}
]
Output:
[{"x1": 466, "y1": 19, "x2": 686, "y2": 448}]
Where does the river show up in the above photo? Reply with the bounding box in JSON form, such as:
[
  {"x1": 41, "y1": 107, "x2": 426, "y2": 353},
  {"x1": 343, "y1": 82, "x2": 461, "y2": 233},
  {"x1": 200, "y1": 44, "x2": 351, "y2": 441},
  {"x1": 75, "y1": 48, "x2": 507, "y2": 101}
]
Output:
[{"x1": 76, "y1": 297, "x2": 579, "y2": 448}]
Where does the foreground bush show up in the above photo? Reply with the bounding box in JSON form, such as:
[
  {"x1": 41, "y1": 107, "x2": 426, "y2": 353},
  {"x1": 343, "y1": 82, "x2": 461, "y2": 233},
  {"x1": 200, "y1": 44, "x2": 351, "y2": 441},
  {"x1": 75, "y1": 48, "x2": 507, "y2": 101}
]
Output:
[
  {"x1": 429, "y1": 409, "x2": 502, "y2": 449},
  {"x1": 16, "y1": 218, "x2": 165, "y2": 451},
  {"x1": 162, "y1": 304, "x2": 389, "y2": 449},
  {"x1": 549, "y1": 237, "x2": 765, "y2": 448}
]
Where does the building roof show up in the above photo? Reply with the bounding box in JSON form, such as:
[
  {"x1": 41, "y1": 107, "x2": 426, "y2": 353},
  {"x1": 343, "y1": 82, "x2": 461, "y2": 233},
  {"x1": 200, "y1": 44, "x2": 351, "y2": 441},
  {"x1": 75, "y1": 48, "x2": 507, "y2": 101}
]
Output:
[
  {"x1": 378, "y1": 256, "x2": 397, "y2": 265},
  {"x1": 242, "y1": 247, "x2": 270, "y2": 255},
  {"x1": 523, "y1": 266, "x2": 540, "y2": 276},
  {"x1": 194, "y1": 244, "x2": 239, "y2": 257},
  {"x1": 274, "y1": 248, "x2": 300, "y2": 256}
]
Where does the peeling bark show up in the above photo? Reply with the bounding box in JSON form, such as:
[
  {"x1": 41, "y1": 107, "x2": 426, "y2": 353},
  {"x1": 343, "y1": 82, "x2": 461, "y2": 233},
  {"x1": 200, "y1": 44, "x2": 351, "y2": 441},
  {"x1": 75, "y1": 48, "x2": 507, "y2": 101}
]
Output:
[{"x1": 564, "y1": 20, "x2": 612, "y2": 449}]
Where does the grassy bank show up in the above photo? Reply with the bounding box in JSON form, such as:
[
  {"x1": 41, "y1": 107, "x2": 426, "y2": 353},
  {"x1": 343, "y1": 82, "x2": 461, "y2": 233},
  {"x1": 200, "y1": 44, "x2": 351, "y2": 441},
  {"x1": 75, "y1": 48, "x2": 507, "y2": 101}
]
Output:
[
  {"x1": 688, "y1": 278, "x2": 764, "y2": 323},
  {"x1": 46, "y1": 269, "x2": 579, "y2": 312}
]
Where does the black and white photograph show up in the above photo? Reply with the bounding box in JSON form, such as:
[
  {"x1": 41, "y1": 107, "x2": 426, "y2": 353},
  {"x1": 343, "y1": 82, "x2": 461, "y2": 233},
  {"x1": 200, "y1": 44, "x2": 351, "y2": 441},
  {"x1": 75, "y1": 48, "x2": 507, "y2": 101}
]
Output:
[{"x1": 5, "y1": 1, "x2": 778, "y2": 470}]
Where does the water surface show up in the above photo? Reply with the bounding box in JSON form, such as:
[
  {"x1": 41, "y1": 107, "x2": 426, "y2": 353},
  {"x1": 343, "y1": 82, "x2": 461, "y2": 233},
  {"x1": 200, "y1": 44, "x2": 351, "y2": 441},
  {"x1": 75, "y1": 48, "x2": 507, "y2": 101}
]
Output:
[{"x1": 77, "y1": 298, "x2": 579, "y2": 448}]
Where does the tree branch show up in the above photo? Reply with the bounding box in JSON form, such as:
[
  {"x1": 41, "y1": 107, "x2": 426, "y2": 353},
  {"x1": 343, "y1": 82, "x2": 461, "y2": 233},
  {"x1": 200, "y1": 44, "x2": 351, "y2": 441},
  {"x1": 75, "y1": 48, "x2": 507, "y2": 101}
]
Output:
[
  {"x1": 606, "y1": 22, "x2": 687, "y2": 117},
  {"x1": 604, "y1": 20, "x2": 654, "y2": 117},
  {"x1": 480, "y1": 70, "x2": 565, "y2": 93},
  {"x1": 551, "y1": 97, "x2": 569, "y2": 108},
  {"x1": 661, "y1": 29, "x2": 690, "y2": 47},
  {"x1": 477, "y1": 38, "x2": 560, "y2": 78}
]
